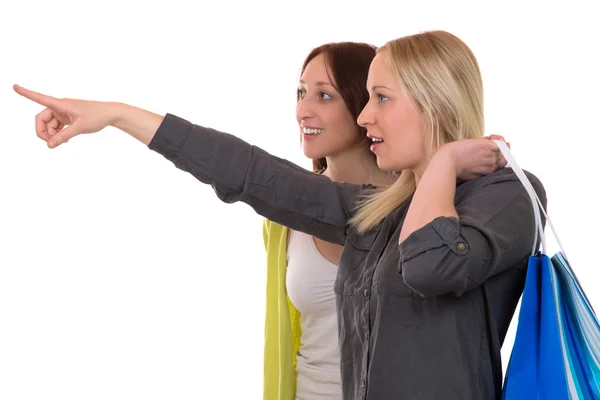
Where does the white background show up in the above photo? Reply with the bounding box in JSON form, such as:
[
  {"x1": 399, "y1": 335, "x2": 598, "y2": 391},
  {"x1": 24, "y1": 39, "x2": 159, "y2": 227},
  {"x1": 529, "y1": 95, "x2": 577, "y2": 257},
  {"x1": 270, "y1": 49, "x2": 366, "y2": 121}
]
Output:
[{"x1": 1, "y1": 0, "x2": 598, "y2": 399}]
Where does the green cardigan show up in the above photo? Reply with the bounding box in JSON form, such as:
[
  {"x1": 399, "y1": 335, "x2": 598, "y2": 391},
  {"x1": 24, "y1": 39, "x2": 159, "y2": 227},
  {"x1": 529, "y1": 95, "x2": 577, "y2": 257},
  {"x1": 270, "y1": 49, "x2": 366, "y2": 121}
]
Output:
[{"x1": 262, "y1": 219, "x2": 302, "y2": 400}]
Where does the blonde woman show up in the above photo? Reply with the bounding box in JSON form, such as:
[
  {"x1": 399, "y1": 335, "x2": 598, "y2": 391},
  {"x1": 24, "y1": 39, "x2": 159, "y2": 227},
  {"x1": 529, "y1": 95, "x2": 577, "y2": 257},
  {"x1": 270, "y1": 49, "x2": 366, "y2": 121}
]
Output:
[{"x1": 15, "y1": 30, "x2": 546, "y2": 399}]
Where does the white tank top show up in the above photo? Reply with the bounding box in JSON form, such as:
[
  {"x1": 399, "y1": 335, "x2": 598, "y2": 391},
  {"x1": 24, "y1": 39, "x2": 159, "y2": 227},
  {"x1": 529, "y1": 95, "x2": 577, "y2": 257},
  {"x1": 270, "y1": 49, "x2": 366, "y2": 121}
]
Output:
[{"x1": 286, "y1": 230, "x2": 342, "y2": 400}]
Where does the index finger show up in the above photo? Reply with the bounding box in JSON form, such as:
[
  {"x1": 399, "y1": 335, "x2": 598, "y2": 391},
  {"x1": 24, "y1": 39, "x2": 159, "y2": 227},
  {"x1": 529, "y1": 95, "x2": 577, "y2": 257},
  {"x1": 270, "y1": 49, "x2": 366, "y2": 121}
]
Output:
[
  {"x1": 488, "y1": 134, "x2": 506, "y2": 142},
  {"x1": 13, "y1": 84, "x2": 65, "y2": 111}
]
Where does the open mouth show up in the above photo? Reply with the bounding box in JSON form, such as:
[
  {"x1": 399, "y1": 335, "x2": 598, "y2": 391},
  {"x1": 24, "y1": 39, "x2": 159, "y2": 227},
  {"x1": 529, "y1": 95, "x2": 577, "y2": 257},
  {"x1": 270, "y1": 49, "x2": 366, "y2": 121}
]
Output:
[
  {"x1": 369, "y1": 136, "x2": 384, "y2": 152},
  {"x1": 303, "y1": 127, "x2": 324, "y2": 136}
]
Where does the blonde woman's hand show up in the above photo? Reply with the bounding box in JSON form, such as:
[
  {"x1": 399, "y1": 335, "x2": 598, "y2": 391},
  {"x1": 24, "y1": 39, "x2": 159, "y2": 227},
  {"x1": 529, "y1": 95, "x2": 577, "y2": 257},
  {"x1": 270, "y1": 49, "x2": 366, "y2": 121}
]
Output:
[
  {"x1": 438, "y1": 134, "x2": 510, "y2": 181},
  {"x1": 14, "y1": 84, "x2": 119, "y2": 149}
]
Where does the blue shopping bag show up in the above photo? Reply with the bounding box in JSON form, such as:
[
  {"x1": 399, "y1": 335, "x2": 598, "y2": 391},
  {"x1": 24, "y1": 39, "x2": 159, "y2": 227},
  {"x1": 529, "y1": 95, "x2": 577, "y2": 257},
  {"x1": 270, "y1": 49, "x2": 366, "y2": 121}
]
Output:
[{"x1": 495, "y1": 140, "x2": 600, "y2": 399}]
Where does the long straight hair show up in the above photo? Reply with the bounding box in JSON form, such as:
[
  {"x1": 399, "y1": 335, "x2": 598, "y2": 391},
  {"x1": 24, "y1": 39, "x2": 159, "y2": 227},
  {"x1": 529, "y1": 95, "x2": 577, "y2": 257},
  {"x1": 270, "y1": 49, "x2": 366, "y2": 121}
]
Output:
[{"x1": 350, "y1": 30, "x2": 485, "y2": 233}]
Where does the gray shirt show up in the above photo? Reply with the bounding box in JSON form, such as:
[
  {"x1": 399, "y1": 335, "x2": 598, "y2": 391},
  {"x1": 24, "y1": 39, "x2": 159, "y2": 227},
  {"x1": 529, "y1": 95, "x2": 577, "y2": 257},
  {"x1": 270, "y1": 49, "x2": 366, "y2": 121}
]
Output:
[{"x1": 148, "y1": 113, "x2": 547, "y2": 400}]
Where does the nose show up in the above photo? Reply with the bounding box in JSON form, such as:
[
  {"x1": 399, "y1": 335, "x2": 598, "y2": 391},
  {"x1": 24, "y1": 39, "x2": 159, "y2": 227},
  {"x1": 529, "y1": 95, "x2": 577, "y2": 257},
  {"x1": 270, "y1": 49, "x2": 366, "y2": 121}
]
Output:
[
  {"x1": 357, "y1": 102, "x2": 374, "y2": 128},
  {"x1": 296, "y1": 97, "x2": 316, "y2": 125}
]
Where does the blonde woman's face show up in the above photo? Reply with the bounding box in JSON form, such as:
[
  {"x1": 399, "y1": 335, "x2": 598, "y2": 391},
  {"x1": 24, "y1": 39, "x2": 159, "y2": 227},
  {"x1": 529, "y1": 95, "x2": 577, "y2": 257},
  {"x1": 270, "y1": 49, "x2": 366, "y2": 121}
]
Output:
[{"x1": 357, "y1": 53, "x2": 426, "y2": 173}]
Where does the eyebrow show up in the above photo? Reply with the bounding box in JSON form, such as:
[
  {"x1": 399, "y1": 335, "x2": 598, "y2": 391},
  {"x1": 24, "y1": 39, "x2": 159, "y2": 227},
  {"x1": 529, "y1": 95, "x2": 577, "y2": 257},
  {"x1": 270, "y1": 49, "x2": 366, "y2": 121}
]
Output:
[
  {"x1": 299, "y1": 80, "x2": 335, "y2": 87},
  {"x1": 369, "y1": 85, "x2": 394, "y2": 92}
]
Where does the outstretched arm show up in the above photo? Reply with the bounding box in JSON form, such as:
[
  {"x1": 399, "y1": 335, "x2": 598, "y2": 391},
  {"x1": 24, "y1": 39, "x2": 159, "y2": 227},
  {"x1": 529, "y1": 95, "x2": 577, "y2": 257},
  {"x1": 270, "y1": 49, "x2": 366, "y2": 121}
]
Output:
[{"x1": 14, "y1": 85, "x2": 364, "y2": 245}]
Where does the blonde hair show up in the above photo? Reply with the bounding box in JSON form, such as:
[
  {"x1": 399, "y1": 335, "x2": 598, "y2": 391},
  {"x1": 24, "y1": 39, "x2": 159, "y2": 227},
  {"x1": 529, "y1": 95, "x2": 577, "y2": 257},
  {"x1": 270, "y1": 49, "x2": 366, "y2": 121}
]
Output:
[{"x1": 350, "y1": 30, "x2": 485, "y2": 233}]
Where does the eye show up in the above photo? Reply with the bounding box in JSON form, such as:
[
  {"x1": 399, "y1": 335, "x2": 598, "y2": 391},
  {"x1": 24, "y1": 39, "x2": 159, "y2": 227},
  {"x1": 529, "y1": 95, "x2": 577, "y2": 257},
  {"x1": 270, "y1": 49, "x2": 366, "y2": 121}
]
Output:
[
  {"x1": 319, "y1": 92, "x2": 332, "y2": 100},
  {"x1": 297, "y1": 88, "x2": 306, "y2": 100},
  {"x1": 377, "y1": 93, "x2": 388, "y2": 103}
]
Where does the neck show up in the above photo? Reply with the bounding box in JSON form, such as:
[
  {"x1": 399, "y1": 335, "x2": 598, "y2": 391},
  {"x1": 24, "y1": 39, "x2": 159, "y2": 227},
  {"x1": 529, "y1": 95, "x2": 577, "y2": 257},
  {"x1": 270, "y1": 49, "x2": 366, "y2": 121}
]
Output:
[
  {"x1": 322, "y1": 145, "x2": 396, "y2": 186},
  {"x1": 413, "y1": 166, "x2": 424, "y2": 186},
  {"x1": 413, "y1": 148, "x2": 439, "y2": 186}
]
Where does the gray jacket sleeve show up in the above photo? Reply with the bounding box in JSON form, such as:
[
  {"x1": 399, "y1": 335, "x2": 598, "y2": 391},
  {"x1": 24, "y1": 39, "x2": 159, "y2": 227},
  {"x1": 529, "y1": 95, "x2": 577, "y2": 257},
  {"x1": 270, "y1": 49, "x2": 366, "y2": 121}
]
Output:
[
  {"x1": 147, "y1": 113, "x2": 365, "y2": 245},
  {"x1": 398, "y1": 172, "x2": 547, "y2": 297}
]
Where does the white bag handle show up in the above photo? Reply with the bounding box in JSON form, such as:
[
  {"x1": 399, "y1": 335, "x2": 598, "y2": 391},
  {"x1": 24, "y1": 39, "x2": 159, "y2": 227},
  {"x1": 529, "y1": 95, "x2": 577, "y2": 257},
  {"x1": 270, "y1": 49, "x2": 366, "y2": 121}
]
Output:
[{"x1": 492, "y1": 139, "x2": 567, "y2": 259}]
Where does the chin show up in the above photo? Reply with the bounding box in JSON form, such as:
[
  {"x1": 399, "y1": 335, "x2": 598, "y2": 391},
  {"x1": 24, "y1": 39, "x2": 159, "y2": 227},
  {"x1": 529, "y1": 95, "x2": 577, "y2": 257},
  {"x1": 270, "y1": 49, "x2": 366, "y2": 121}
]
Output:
[
  {"x1": 375, "y1": 157, "x2": 393, "y2": 172},
  {"x1": 302, "y1": 147, "x2": 326, "y2": 161},
  {"x1": 376, "y1": 153, "x2": 407, "y2": 173}
]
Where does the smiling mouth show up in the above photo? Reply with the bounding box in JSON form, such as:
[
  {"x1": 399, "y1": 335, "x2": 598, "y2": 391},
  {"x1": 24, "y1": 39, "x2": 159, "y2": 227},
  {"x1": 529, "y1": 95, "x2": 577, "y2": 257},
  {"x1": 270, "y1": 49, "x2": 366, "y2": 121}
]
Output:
[{"x1": 303, "y1": 127, "x2": 324, "y2": 135}]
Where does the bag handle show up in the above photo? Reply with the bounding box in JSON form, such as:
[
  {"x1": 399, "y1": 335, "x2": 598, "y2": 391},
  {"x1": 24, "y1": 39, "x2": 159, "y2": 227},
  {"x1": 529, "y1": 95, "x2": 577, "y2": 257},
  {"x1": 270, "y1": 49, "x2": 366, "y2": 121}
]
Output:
[{"x1": 492, "y1": 139, "x2": 567, "y2": 259}]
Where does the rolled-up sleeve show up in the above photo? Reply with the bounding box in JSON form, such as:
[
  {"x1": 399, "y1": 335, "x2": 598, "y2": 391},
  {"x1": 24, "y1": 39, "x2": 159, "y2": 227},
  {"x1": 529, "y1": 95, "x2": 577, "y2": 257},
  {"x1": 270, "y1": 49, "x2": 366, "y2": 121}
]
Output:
[
  {"x1": 398, "y1": 176, "x2": 546, "y2": 297},
  {"x1": 148, "y1": 113, "x2": 364, "y2": 245}
]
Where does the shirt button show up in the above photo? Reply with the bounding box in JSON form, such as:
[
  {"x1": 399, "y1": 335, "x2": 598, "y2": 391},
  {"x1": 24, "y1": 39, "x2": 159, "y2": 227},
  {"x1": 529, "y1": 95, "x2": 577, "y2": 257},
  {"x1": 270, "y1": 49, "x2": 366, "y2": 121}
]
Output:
[
  {"x1": 361, "y1": 379, "x2": 366, "y2": 389},
  {"x1": 365, "y1": 330, "x2": 369, "y2": 340},
  {"x1": 364, "y1": 288, "x2": 369, "y2": 297},
  {"x1": 456, "y1": 242, "x2": 467, "y2": 251}
]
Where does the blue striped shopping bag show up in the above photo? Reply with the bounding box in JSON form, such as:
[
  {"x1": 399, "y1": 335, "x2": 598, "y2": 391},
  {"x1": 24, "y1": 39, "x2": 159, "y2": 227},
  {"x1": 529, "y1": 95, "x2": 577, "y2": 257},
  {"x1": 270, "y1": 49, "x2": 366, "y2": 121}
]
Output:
[{"x1": 494, "y1": 140, "x2": 600, "y2": 399}]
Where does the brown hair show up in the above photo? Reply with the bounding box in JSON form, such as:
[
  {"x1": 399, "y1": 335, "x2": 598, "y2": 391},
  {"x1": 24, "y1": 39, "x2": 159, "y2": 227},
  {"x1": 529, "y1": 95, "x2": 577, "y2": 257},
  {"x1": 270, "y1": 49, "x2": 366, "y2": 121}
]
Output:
[{"x1": 298, "y1": 42, "x2": 376, "y2": 172}]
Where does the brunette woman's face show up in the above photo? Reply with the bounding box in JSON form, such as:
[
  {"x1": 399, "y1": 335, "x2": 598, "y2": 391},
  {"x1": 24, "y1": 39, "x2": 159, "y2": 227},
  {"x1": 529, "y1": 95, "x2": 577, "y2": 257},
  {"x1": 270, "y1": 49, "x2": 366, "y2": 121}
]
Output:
[{"x1": 296, "y1": 53, "x2": 362, "y2": 161}]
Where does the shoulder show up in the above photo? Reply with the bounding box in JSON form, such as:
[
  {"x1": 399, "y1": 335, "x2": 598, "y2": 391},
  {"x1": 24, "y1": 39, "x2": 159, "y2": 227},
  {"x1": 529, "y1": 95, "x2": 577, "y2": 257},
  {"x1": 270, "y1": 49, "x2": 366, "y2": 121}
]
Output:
[{"x1": 457, "y1": 168, "x2": 546, "y2": 207}]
